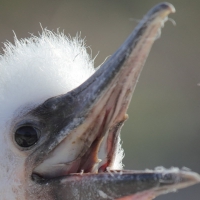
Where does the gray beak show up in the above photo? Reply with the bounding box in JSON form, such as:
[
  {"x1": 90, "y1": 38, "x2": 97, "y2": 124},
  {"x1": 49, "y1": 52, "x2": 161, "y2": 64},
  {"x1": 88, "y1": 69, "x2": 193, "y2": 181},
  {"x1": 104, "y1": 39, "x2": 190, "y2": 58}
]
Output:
[
  {"x1": 37, "y1": 169, "x2": 200, "y2": 200},
  {"x1": 27, "y1": 2, "x2": 200, "y2": 200}
]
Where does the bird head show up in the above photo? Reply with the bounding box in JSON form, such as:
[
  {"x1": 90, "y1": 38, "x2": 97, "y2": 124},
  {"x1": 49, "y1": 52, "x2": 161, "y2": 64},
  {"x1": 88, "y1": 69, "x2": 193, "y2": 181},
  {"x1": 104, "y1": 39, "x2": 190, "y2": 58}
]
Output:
[{"x1": 0, "y1": 3, "x2": 199, "y2": 200}]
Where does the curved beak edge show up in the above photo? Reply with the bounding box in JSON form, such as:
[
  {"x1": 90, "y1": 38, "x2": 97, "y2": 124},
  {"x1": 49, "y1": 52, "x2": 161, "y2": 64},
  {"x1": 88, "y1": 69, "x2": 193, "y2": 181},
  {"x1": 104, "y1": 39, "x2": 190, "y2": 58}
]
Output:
[{"x1": 41, "y1": 169, "x2": 200, "y2": 200}]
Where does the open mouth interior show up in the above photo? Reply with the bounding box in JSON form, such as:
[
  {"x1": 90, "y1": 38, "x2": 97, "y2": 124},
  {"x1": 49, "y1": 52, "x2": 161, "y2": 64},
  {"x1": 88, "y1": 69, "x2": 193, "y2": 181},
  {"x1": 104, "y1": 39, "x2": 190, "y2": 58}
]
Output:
[
  {"x1": 32, "y1": 133, "x2": 123, "y2": 181},
  {"x1": 32, "y1": 104, "x2": 126, "y2": 180},
  {"x1": 32, "y1": 63, "x2": 131, "y2": 180}
]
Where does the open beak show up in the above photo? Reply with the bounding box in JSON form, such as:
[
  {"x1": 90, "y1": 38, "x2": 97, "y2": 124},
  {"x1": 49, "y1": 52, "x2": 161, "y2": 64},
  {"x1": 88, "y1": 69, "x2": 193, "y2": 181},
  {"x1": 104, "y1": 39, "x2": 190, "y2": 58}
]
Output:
[{"x1": 29, "y1": 2, "x2": 200, "y2": 200}]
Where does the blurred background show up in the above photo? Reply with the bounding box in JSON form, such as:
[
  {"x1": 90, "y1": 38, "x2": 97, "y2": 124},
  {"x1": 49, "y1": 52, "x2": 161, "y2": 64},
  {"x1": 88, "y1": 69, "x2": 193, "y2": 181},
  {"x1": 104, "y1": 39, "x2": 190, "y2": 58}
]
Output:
[{"x1": 0, "y1": 0, "x2": 199, "y2": 199}]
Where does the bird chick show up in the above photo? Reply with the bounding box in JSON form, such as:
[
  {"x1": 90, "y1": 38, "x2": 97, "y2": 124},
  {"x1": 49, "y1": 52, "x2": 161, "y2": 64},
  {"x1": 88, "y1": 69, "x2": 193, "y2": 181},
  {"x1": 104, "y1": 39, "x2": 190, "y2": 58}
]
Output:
[{"x1": 0, "y1": 3, "x2": 199, "y2": 200}]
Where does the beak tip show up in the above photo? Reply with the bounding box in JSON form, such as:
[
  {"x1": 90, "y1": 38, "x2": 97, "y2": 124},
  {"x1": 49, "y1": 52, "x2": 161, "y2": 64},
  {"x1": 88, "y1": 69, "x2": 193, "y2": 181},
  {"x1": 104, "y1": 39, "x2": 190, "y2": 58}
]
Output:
[
  {"x1": 150, "y1": 2, "x2": 175, "y2": 18},
  {"x1": 152, "y1": 169, "x2": 200, "y2": 197},
  {"x1": 180, "y1": 170, "x2": 200, "y2": 185},
  {"x1": 165, "y1": 2, "x2": 176, "y2": 13},
  {"x1": 158, "y1": 2, "x2": 176, "y2": 13}
]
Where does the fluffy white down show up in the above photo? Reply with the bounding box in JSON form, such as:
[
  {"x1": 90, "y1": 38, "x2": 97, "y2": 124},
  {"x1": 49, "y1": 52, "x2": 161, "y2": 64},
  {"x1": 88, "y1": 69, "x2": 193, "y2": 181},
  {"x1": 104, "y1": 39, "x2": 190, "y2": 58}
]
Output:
[
  {"x1": 0, "y1": 29, "x2": 95, "y2": 121},
  {"x1": 0, "y1": 30, "x2": 97, "y2": 199},
  {"x1": 0, "y1": 29, "x2": 124, "y2": 198}
]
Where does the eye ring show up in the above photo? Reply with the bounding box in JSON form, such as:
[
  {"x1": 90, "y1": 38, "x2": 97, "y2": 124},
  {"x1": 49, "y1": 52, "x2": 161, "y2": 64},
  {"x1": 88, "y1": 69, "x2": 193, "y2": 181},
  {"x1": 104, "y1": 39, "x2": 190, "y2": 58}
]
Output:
[{"x1": 15, "y1": 126, "x2": 40, "y2": 148}]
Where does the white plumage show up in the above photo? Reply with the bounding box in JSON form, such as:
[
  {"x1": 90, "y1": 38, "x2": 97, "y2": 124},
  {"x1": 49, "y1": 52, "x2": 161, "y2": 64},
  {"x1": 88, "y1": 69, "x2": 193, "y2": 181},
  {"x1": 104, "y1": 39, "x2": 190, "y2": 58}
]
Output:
[
  {"x1": 0, "y1": 30, "x2": 95, "y2": 120},
  {"x1": 0, "y1": 30, "x2": 124, "y2": 199}
]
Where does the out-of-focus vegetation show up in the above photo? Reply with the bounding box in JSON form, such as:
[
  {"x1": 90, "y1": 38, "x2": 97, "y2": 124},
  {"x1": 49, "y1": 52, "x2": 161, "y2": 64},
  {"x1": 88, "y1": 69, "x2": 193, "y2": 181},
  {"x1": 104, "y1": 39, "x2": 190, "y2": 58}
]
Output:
[{"x1": 0, "y1": 1, "x2": 199, "y2": 199}]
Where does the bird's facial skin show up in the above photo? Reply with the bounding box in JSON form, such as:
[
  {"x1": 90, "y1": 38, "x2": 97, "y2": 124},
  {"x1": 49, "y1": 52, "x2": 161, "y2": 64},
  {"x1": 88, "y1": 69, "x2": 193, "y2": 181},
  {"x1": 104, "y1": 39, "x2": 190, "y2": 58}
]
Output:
[{"x1": 0, "y1": 2, "x2": 199, "y2": 200}]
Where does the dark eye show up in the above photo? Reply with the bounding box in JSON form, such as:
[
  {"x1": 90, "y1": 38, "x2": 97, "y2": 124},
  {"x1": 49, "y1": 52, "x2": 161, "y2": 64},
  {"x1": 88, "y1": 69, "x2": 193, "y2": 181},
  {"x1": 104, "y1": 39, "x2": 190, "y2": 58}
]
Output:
[{"x1": 15, "y1": 126, "x2": 40, "y2": 148}]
